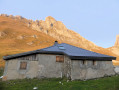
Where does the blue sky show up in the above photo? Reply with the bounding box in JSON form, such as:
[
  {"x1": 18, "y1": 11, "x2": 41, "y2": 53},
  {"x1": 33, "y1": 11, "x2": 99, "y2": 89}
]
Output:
[{"x1": 0, "y1": 0, "x2": 119, "y2": 48}]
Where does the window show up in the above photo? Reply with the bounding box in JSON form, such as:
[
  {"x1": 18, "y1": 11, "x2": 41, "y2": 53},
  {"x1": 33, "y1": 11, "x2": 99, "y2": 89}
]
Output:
[
  {"x1": 93, "y1": 60, "x2": 97, "y2": 65},
  {"x1": 58, "y1": 46, "x2": 65, "y2": 50},
  {"x1": 82, "y1": 60, "x2": 87, "y2": 65},
  {"x1": 56, "y1": 56, "x2": 64, "y2": 62},
  {"x1": 20, "y1": 62, "x2": 27, "y2": 70}
]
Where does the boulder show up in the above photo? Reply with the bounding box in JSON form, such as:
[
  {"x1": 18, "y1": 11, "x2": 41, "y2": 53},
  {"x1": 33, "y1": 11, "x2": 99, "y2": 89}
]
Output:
[{"x1": 114, "y1": 66, "x2": 119, "y2": 74}]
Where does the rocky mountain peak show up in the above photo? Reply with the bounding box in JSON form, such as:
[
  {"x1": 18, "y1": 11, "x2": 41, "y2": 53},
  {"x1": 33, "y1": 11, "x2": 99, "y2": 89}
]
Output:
[
  {"x1": 45, "y1": 16, "x2": 56, "y2": 22},
  {"x1": 45, "y1": 16, "x2": 57, "y2": 28},
  {"x1": 115, "y1": 35, "x2": 119, "y2": 47}
]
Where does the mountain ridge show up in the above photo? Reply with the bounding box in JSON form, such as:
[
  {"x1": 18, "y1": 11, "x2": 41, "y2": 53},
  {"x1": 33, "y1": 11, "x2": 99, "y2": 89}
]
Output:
[{"x1": 0, "y1": 14, "x2": 119, "y2": 67}]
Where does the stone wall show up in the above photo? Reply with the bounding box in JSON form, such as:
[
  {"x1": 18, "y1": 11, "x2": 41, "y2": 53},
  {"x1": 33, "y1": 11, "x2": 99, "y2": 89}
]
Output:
[
  {"x1": 3, "y1": 59, "x2": 38, "y2": 80},
  {"x1": 71, "y1": 60, "x2": 115, "y2": 80},
  {"x1": 3, "y1": 54, "x2": 115, "y2": 81},
  {"x1": 37, "y1": 54, "x2": 64, "y2": 78},
  {"x1": 63, "y1": 56, "x2": 71, "y2": 79},
  {"x1": 3, "y1": 54, "x2": 69, "y2": 80}
]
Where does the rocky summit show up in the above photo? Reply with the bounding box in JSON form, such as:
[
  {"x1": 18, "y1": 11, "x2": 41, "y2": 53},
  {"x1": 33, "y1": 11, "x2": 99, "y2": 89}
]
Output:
[
  {"x1": 115, "y1": 35, "x2": 119, "y2": 47},
  {"x1": 108, "y1": 35, "x2": 119, "y2": 64}
]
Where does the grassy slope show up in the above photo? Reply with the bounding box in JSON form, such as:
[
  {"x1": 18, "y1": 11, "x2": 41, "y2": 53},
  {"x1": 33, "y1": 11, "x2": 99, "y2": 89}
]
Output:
[{"x1": 0, "y1": 76, "x2": 119, "y2": 90}]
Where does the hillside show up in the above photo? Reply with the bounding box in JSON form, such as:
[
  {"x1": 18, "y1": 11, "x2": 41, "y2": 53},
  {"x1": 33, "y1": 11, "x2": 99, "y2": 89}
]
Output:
[{"x1": 0, "y1": 14, "x2": 119, "y2": 67}]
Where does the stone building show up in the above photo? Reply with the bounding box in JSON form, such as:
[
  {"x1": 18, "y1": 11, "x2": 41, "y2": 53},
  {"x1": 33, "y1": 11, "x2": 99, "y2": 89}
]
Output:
[{"x1": 3, "y1": 41, "x2": 116, "y2": 80}]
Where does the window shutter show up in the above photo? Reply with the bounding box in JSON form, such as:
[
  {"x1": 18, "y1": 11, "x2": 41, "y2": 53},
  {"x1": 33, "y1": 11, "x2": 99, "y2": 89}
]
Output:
[
  {"x1": 20, "y1": 62, "x2": 27, "y2": 70},
  {"x1": 56, "y1": 56, "x2": 64, "y2": 62}
]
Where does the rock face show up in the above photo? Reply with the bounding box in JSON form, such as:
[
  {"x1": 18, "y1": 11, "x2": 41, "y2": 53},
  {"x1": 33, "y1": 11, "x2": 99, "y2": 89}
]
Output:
[
  {"x1": 0, "y1": 31, "x2": 6, "y2": 37},
  {"x1": 108, "y1": 35, "x2": 119, "y2": 64},
  {"x1": 115, "y1": 35, "x2": 119, "y2": 47},
  {"x1": 108, "y1": 35, "x2": 119, "y2": 56},
  {"x1": 27, "y1": 16, "x2": 97, "y2": 50},
  {"x1": 0, "y1": 14, "x2": 25, "y2": 20}
]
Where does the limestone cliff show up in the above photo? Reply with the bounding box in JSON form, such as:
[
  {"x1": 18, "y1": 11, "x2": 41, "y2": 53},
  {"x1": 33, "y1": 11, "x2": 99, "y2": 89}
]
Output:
[
  {"x1": 28, "y1": 16, "x2": 98, "y2": 50},
  {"x1": 115, "y1": 35, "x2": 119, "y2": 47},
  {"x1": 108, "y1": 35, "x2": 119, "y2": 64}
]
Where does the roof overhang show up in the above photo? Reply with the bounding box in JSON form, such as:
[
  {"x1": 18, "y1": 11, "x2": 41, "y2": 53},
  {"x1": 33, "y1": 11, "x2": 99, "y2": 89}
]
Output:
[
  {"x1": 3, "y1": 50, "x2": 116, "y2": 61},
  {"x1": 70, "y1": 56, "x2": 116, "y2": 61}
]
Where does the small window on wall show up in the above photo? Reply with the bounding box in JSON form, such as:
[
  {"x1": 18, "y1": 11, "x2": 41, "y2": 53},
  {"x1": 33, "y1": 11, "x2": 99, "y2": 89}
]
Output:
[
  {"x1": 93, "y1": 60, "x2": 97, "y2": 65},
  {"x1": 82, "y1": 60, "x2": 87, "y2": 65},
  {"x1": 56, "y1": 56, "x2": 64, "y2": 62},
  {"x1": 20, "y1": 62, "x2": 27, "y2": 70}
]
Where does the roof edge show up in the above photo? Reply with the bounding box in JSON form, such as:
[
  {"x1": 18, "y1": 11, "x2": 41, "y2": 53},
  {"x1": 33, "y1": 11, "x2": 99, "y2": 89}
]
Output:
[{"x1": 70, "y1": 56, "x2": 116, "y2": 60}]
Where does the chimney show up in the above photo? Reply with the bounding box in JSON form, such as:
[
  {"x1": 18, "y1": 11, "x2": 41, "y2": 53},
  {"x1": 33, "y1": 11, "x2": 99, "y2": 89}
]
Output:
[{"x1": 54, "y1": 41, "x2": 58, "y2": 46}]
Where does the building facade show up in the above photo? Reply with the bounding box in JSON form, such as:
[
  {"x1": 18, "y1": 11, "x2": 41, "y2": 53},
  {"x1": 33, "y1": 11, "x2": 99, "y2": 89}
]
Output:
[{"x1": 3, "y1": 41, "x2": 116, "y2": 80}]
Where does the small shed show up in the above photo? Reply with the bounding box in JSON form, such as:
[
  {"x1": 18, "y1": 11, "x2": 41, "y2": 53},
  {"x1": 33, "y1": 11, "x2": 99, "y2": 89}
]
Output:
[{"x1": 3, "y1": 41, "x2": 116, "y2": 80}]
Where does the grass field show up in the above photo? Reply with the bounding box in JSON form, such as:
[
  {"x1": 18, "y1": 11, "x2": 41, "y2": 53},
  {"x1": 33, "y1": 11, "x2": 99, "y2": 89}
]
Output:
[{"x1": 0, "y1": 75, "x2": 119, "y2": 90}]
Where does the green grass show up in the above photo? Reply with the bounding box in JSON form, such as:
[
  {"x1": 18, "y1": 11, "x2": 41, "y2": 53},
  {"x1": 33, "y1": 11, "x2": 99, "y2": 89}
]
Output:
[
  {"x1": 0, "y1": 75, "x2": 119, "y2": 90},
  {"x1": 0, "y1": 68, "x2": 4, "y2": 76}
]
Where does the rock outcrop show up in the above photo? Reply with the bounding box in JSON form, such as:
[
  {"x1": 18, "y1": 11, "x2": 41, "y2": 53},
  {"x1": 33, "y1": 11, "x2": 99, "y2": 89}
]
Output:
[
  {"x1": 108, "y1": 35, "x2": 119, "y2": 65},
  {"x1": 108, "y1": 35, "x2": 119, "y2": 56},
  {"x1": 115, "y1": 35, "x2": 119, "y2": 47},
  {"x1": 0, "y1": 31, "x2": 6, "y2": 37},
  {"x1": 26, "y1": 16, "x2": 97, "y2": 50}
]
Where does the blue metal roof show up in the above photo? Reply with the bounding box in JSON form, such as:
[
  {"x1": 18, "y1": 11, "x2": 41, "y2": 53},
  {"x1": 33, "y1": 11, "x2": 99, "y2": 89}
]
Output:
[
  {"x1": 3, "y1": 42, "x2": 116, "y2": 60},
  {"x1": 42, "y1": 43, "x2": 111, "y2": 57}
]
